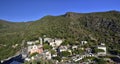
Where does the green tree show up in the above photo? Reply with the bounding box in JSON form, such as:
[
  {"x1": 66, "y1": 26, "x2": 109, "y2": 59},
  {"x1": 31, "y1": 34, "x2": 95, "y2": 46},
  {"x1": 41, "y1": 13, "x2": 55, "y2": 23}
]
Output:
[
  {"x1": 30, "y1": 52, "x2": 39, "y2": 57},
  {"x1": 43, "y1": 44, "x2": 52, "y2": 50},
  {"x1": 53, "y1": 56, "x2": 61, "y2": 62},
  {"x1": 60, "y1": 51, "x2": 70, "y2": 57},
  {"x1": 50, "y1": 50, "x2": 56, "y2": 55},
  {"x1": 94, "y1": 58, "x2": 107, "y2": 64},
  {"x1": 61, "y1": 40, "x2": 69, "y2": 45}
]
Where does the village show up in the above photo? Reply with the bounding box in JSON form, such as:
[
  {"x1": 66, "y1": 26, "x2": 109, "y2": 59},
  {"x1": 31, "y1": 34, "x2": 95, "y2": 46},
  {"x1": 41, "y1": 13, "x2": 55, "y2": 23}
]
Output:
[
  {"x1": 1, "y1": 35, "x2": 120, "y2": 64},
  {"x1": 17, "y1": 35, "x2": 119, "y2": 64}
]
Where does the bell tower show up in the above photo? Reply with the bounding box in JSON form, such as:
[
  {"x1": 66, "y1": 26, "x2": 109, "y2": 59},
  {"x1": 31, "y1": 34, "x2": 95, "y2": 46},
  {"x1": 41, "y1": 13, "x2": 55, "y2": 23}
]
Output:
[{"x1": 39, "y1": 37, "x2": 42, "y2": 45}]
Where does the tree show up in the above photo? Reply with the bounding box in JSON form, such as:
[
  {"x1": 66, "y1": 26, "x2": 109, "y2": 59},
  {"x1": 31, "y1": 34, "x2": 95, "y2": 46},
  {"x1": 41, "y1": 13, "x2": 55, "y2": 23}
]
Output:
[
  {"x1": 93, "y1": 58, "x2": 107, "y2": 64},
  {"x1": 50, "y1": 50, "x2": 56, "y2": 55},
  {"x1": 72, "y1": 49, "x2": 84, "y2": 54},
  {"x1": 60, "y1": 51, "x2": 70, "y2": 57},
  {"x1": 61, "y1": 40, "x2": 69, "y2": 45},
  {"x1": 30, "y1": 52, "x2": 39, "y2": 57},
  {"x1": 53, "y1": 56, "x2": 61, "y2": 62},
  {"x1": 43, "y1": 44, "x2": 52, "y2": 50}
]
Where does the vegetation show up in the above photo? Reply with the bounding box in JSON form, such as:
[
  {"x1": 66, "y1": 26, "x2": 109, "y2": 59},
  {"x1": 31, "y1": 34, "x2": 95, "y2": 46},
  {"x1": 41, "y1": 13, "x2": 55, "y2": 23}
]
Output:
[
  {"x1": 24, "y1": 59, "x2": 54, "y2": 64},
  {"x1": 93, "y1": 58, "x2": 107, "y2": 64},
  {"x1": 60, "y1": 51, "x2": 70, "y2": 57},
  {"x1": 109, "y1": 49, "x2": 120, "y2": 55},
  {"x1": 72, "y1": 49, "x2": 84, "y2": 54},
  {"x1": 43, "y1": 43, "x2": 52, "y2": 50},
  {"x1": 50, "y1": 50, "x2": 56, "y2": 55},
  {"x1": 29, "y1": 52, "x2": 39, "y2": 57},
  {"x1": 0, "y1": 10, "x2": 120, "y2": 60},
  {"x1": 82, "y1": 57, "x2": 96, "y2": 62},
  {"x1": 61, "y1": 40, "x2": 69, "y2": 45},
  {"x1": 52, "y1": 56, "x2": 61, "y2": 62}
]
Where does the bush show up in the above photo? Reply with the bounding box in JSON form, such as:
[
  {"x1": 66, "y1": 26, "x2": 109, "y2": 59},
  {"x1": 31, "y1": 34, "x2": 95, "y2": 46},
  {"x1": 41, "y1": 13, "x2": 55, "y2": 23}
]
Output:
[
  {"x1": 60, "y1": 51, "x2": 70, "y2": 57},
  {"x1": 30, "y1": 52, "x2": 39, "y2": 57},
  {"x1": 43, "y1": 44, "x2": 52, "y2": 50},
  {"x1": 53, "y1": 56, "x2": 61, "y2": 62},
  {"x1": 93, "y1": 58, "x2": 107, "y2": 64}
]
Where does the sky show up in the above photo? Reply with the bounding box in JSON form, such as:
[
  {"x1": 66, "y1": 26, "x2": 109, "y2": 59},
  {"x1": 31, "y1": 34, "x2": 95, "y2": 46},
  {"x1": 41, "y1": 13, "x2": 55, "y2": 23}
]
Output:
[{"x1": 0, "y1": 0, "x2": 120, "y2": 22}]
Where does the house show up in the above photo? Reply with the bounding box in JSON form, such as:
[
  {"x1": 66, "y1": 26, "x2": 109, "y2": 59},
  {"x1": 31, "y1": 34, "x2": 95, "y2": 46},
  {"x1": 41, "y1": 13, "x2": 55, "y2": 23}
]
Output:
[
  {"x1": 81, "y1": 41, "x2": 88, "y2": 45},
  {"x1": 54, "y1": 39, "x2": 63, "y2": 46},
  {"x1": 67, "y1": 49, "x2": 72, "y2": 55},
  {"x1": 44, "y1": 38, "x2": 52, "y2": 43},
  {"x1": 27, "y1": 41, "x2": 34, "y2": 45},
  {"x1": 49, "y1": 41, "x2": 56, "y2": 47},
  {"x1": 44, "y1": 38, "x2": 63, "y2": 47},
  {"x1": 72, "y1": 55, "x2": 83, "y2": 62},
  {"x1": 85, "y1": 48, "x2": 92, "y2": 53},
  {"x1": 21, "y1": 48, "x2": 28, "y2": 58},
  {"x1": 45, "y1": 51, "x2": 51, "y2": 59},
  {"x1": 52, "y1": 53, "x2": 57, "y2": 57},
  {"x1": 35, "y1": 40, "x2": 39, "y2": 43},
  {"x1": 72, "y1": 45, "x2": 78, "y2": 50},
  {"x1": 42, "y1": 50, "x2": 51, "y2": 60},
  {"x1": 59, "y1": 46, "x2": 68, "y2": 52},
  {"x1": 27, "y1": 40, "x2": 39, "y2": 45},
  {"x1": 25, "y1": 58, "x2": 31, "y2": 61},
  {"x1": 28, "y1": 45, "x2": 43, "y2": 54},
  {"x1": 97, "y1": 45, "x2": 106, "y2": 55},
  {"x1": 12, "y1": 44, "x2": 18, "y2": 48},
  {"x1": 48, "y1": 39, "x2": 63, "y2": 48},
  {"x1": 100, "y1": 43, "x2": 105, "y2": 46}
]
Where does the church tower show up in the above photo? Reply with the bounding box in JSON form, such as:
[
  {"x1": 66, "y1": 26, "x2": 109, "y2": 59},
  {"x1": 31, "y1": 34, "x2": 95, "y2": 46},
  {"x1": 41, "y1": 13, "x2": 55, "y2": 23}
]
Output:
[{"x1": 39, "y1": 37, "x2": 42, "y2": 45}]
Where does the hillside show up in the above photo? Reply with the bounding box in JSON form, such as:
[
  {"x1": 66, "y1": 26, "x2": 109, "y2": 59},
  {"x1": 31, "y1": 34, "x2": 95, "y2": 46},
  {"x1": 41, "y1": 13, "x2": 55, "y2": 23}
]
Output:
[{"x1": 0, "y1": 10, "x2": 120, "y2": 60}]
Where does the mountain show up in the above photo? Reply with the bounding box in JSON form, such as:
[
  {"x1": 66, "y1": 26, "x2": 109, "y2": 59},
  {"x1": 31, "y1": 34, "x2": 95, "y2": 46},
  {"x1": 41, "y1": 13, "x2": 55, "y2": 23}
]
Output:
[{"x1": 0, "y1": 10, "x2": 120, "y2": 60}]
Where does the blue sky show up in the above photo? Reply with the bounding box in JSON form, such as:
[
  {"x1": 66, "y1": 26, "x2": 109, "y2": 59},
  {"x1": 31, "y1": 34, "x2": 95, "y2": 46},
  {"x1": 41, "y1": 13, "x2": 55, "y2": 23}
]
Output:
[{"x1": 0, "y1": 0, "x2": 120, "y2": 22}]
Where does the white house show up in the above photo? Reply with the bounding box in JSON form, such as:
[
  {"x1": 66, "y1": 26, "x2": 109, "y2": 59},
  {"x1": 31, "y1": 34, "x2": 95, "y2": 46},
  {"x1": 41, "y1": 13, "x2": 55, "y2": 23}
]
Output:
[
  {"x1": 27, "y1": 41, "x2": 34, "y2": 45},
  {"x1": 28, "y1": 45, "x2": 43, "y2": 54},
  {"x1": 44, "y1": 38, "x2": 52, "y2": 43},
  {"x1": 43, "y1": 51, "x2": 51, "y2": 59},
  {"x1": 54, "y1": 39, "x2": 63, "y2": 46},
  {"x1": 100, "y1": 43, "x2": 105, "y2": 46},
  {"x1": 27, "y1": 40, "x2": 40, "y2": 45},
  {"x1": 48, "y1": 39, "x2": 63, "y2": 47},
  {"x1": 81, "y1": 41, "x2": 88, "y2": 45},
  {"x1": 25, "y1": 58, "x2": 31, "y2": 61},
  {"x1": 52, "y1": 53, "x2": 57, "y2": 57},
  {"x1": 72, "y1": 45, "x2": 78, "y2": 50},
  {"x1": 59, "y1": 46, "x2": 68, "y2": 52},
  {"x1": 97, "y1": 45, "x2": 106, "y2": 55},
  {"x1": 28, "y1": 45, "x2": 38, "y2": 54},
  {"x1": 35, "y1": 40, "x2": 39, "y2": 43},
  {"x1": 49, "y1": 42, "x2": 55, "y2": 47}
]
